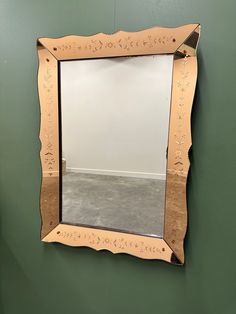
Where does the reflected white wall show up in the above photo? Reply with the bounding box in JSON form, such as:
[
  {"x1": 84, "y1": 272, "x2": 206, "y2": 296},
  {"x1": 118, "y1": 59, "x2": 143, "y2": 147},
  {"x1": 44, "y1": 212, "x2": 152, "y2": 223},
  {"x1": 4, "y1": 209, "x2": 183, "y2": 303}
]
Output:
[{"x1": 61, "y1": 55, "x2": 173, "y2": 179}]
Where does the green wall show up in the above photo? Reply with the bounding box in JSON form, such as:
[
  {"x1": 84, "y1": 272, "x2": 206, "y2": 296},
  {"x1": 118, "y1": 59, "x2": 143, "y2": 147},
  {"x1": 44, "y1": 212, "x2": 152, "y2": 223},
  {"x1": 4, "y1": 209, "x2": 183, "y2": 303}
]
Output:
[{"x1": 0, "y1": 0, "x2": 236, "y2": 313}]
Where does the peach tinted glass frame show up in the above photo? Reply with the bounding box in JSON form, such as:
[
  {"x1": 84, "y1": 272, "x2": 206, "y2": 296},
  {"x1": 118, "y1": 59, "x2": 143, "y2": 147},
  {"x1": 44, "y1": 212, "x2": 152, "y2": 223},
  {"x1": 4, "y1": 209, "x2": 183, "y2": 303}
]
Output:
[{"x1": 37, "y1": 24, "x2": 200, "y2": 265}]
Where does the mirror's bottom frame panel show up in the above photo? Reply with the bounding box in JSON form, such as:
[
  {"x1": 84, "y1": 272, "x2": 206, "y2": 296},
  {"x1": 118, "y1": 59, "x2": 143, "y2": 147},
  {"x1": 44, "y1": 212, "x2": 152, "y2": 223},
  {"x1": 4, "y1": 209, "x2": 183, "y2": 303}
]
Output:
[
  {"x1": 43, "y1": 223, "x2": 175, "y2": 263},
  {"x1": 38, "y1": 24, "x2": 200, "y2": 265}
]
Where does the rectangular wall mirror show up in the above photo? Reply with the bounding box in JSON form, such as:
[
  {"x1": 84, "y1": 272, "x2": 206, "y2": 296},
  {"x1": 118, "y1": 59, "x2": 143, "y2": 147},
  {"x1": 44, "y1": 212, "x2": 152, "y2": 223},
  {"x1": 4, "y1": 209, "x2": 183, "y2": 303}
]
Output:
[
  {"x1": 61, "y1": 55, "x2": 173, "y2": 237},
  {"x1": 37, "y1": 24, "x2": 200, "y2": 265}
]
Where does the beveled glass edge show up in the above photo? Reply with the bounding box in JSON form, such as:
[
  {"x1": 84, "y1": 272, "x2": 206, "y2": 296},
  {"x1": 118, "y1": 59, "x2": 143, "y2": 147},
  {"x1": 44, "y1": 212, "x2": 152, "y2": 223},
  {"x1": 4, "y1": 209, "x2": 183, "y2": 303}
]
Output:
[{"x1": 37, "y1": 24, "x2": 201, "y2": 265}]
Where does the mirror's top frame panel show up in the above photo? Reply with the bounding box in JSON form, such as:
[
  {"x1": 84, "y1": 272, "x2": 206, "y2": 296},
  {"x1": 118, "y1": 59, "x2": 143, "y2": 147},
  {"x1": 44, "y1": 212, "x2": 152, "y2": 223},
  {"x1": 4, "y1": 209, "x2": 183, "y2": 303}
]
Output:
[
  {"x1": 38, "y1": 24, "x2": 199, "y2": 60},
  {"x1": 37, "y1": 24, "x2": 200, "y2": 265}
]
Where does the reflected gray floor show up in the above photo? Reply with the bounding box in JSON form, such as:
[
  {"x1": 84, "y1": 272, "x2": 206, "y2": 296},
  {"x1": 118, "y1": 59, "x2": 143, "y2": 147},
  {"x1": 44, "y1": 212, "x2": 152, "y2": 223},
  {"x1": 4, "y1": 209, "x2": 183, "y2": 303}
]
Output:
[{"x1": 62, "y1": 172, "x2": 166, "y2": 237}]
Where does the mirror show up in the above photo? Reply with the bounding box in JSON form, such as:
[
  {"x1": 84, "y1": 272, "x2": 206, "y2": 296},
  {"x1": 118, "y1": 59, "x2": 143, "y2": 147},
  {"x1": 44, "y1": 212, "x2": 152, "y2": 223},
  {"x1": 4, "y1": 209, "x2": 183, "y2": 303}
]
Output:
[
  {"x1": 61, "y1": 55, "x2": 173, "y2": 237},
  {"x1": 38, "y1": 24, "x2": 200, "y2": 264}
]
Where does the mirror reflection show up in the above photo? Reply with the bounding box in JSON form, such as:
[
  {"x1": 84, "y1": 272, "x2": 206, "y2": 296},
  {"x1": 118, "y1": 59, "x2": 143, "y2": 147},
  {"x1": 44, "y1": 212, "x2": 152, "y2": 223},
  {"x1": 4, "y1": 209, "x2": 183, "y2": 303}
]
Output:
[{"x1": 61, "y1": 55, "x2": 173, "y2": 237}]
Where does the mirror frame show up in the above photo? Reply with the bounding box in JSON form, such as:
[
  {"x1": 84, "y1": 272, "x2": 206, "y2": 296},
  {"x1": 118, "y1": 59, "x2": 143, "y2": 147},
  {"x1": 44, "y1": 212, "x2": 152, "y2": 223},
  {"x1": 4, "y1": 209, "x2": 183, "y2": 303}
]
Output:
[{"x1": 37, "y1": 24, "x2": 200, "y2": 265}]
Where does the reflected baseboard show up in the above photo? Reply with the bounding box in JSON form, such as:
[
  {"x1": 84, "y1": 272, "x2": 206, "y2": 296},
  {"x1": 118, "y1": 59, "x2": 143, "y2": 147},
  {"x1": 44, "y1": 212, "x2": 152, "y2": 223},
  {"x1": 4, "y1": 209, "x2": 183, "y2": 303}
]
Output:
[{"x1": 65, "y1": 167, "x2": 166, "y2": 180}]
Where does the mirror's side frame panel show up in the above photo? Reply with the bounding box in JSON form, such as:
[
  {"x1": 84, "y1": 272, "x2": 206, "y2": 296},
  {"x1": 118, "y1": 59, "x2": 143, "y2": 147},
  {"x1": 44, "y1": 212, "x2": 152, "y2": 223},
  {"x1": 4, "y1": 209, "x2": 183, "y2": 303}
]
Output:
[
  {"x1": 164, "y1": 25, "x2": 201, "y2": 264},
  {"x1": 37, "y1": 42, "x2": 60, "y2": 238}
]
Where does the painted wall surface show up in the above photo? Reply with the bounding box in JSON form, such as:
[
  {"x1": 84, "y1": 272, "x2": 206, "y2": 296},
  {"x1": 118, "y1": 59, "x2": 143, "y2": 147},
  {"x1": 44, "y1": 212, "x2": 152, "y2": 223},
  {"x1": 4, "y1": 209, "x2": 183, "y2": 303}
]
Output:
[
  {"x1": 0, "y1": 1, "x2": 236, "y2": 314},
  {"x1": 61, "y1": 55, "x2": 173, "y2": 179}
]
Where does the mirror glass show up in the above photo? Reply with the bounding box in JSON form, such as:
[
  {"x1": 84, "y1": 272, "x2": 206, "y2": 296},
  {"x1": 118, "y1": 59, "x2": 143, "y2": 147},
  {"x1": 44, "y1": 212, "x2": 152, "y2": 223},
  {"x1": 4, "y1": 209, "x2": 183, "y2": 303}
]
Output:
[{"x1": 61, "y1": 55, "x2": 173, "y2": 237}]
